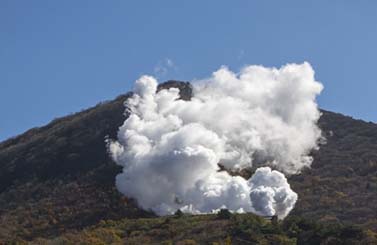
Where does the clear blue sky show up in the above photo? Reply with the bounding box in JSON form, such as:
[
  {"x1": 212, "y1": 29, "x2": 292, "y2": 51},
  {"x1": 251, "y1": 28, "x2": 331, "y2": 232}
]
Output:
[{"x1": 1, "y1": 1, "x2": 376, "y2": 141}]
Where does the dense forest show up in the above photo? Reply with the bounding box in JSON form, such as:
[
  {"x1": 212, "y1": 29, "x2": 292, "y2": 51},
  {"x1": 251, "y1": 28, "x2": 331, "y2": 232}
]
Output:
[{"x1": 0, "y1": 81, "x2": 376, "y2": 243}]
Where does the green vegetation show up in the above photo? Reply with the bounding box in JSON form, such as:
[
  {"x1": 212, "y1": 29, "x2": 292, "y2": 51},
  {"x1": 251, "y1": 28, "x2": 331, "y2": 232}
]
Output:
[
  {"x1": 289, "y1": 110, "x2": 377, "y2": 230},
  {"x1": 19, "y1": 213, "x2": 377, "y2": 244}
]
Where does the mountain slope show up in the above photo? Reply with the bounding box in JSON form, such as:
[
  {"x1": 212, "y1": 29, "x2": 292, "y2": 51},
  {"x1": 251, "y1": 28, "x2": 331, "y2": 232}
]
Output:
[
  {"x1": 290, "y1": 110, "x2": 377, "y2": 228},
  {"x1": 31, "y1": 213, "x2": 377, "y2": 244},
  {"x1": 0, "y1": 81, "x2": 376, "y2": 242}
]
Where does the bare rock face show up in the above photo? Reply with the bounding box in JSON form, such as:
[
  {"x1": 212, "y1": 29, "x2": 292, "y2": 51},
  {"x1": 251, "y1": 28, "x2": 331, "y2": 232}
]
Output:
[{"x1": 157, "y1": 80, "x2": 193, "y2": 101}]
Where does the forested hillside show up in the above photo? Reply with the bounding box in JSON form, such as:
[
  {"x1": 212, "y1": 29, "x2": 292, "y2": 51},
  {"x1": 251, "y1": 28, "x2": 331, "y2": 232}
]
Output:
[{"x1": 0, "y1": 81, "x2": 376, "y2": 243}]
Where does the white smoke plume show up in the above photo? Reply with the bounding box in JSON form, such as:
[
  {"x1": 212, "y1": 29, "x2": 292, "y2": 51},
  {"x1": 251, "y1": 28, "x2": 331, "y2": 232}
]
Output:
[{"x1": 108, "y1": 62, "x2": 323, "y2": 218}]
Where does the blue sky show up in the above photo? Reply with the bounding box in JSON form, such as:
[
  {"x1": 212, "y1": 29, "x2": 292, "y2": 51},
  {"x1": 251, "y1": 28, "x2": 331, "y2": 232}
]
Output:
[{"x1": 1, "y1": 1, "x2": 376, "y2": 141}]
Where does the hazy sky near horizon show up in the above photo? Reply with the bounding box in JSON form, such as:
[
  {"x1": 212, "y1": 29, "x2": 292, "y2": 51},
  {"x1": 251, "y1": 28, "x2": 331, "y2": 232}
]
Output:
[{"x1": 1, "y1": 1, "x2": 376, "y2": 141}]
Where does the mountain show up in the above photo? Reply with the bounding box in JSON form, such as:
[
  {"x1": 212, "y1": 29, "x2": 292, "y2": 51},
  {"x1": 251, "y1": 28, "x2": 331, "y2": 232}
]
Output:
[{"x1": 0, "y1": 81, "x2": 376, "y2": 243}]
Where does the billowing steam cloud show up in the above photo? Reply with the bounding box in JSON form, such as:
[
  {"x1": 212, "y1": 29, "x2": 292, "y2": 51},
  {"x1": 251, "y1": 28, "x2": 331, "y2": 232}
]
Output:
[{"x1": 108, "y1": 62, "x2": 323, "y2": 218}]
